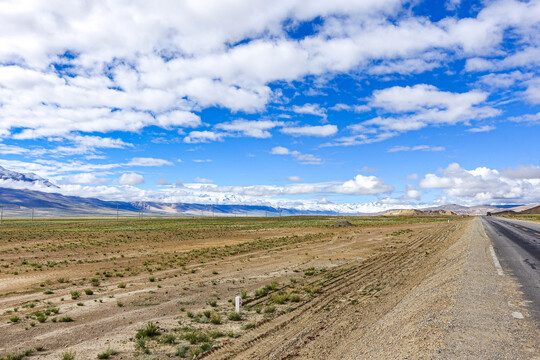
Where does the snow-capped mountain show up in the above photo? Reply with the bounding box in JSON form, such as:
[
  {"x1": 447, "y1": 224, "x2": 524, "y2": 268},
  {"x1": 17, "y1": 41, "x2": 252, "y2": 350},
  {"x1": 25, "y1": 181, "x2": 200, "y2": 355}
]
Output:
[{"x1": 0, "y1": 166, "x2": 59, "y2": 188}]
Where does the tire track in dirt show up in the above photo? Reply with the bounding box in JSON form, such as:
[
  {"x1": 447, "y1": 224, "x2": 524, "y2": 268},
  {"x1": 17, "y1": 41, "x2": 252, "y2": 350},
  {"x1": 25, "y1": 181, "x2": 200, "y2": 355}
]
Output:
[{"x1": 201, "y1": 222, "x2": 465, "y2": 360}]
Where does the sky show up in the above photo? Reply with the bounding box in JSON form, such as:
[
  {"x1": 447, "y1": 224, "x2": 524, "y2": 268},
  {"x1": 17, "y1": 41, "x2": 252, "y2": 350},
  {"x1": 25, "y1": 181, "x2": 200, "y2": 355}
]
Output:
[{"x1": 0, "y1": 0, "x2": 539, "y2": 213}]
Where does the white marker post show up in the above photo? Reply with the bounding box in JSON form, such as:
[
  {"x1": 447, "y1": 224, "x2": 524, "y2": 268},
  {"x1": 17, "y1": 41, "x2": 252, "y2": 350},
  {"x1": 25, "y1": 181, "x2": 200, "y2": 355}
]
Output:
[{"x1": 235, "y1": 296, "x2": 242, "y2": 314}]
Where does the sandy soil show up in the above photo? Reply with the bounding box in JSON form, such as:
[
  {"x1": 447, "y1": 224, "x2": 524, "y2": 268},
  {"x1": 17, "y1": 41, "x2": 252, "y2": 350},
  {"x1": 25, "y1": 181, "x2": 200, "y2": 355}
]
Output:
[{"x1": 1, "y1": 216, "x2": 536, "y2": 360}]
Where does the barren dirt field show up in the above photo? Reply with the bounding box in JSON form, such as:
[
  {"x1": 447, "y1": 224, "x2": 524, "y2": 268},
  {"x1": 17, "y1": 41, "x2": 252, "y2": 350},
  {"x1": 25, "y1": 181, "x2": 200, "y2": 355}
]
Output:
[{"x1": 0, "y1": 216, "x2": 537, "y2": 360}]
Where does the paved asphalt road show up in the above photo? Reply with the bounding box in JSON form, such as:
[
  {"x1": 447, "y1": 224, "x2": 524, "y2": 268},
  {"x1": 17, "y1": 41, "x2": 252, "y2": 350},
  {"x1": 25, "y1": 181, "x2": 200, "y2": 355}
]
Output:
[{"x1": 481, "y1": 216, "x2": 540, "y2": 325}]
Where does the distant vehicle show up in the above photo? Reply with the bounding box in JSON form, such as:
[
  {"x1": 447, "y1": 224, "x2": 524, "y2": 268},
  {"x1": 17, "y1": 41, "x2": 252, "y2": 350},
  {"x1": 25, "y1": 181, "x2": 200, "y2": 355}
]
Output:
[{"x1": 487, "y1": 212, "x2": 492, "y2": 216}]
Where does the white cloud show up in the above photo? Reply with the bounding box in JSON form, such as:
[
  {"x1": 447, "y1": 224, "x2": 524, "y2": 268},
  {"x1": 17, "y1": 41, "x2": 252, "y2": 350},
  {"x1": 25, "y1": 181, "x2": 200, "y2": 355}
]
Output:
[
  {"x1": 281, "y1": 124, "x2": 337, "y2": 137},
  {"x1": 193, "y1": 159, "x2": 212, "y2": 163},
  {"x1": 119, "y1": 173, "x2": 145, "y2": 185},
  {"x1": 326, "y1": 174, "x2": 394, "y2": 195},
  {"x1": 524, "y1": 78, "x2": 540, "y2": 104},
  {"x1": 127, "y1": 157, "x2": 173, "y2": 167},
  {"x1": 360, "y1": 166, "x2": 378, "y2": 173},
  {"x1": 184, "y1": 131, "x2": 227, "y2": 144},
  {"x1": 388, "y1": 145, "x2": 445, "y2": 152},
  {"x1": 156, "y1": 178, "x2": 171, "y2": 186},
  {"x1": 214, "y1": 119, "x2": 283, "y2": 138},
  {"x1": 405, "y1": 184, "x2": 421, "y2": 200},
  {"x1": 467, "y1": 125, "x2": 495, "y2": 133},
  {"x1": 67, "y1": 173, "x2": 107, "y2": 185},
  {"x1": 291, "y1": 104, "x2": 327, "y2": 119},
  {"x1": 508, "y1": 112, "x2": 540, "y2": 123},
  {"x1": 330, "y1": 104, "x2": 370, "y2": 112},
  {"x1": 419, "y1": 163, "x2": 540, "y2": 204},
  {"x1": 270, "y1": 146, "x2": 322, "y2": 165},
  {"x1": 286, "y1": 176, "x2": 302, "y2": 182},
  {"x1": 270, "y1": 146, "x2": 290, "y2": 155},
  {"x1": 501, "y1": 165, "x2": 540, "y2": 179},
  {"x1": 0, "y1": 0, "x2": 537, "y2": 146},
  {"x1": 193, "y1": 177, "x2": 213, "y2": 183},
  {"x1": 406, "y1": 173, "x2": 418, "y2": 180}
]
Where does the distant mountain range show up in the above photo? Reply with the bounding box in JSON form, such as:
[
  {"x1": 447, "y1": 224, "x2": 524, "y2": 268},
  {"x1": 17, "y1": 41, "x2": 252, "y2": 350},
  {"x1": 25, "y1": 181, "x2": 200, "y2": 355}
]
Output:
[
  {"x1": 0, "y1": 166, "x2": 537, "y2": 217},
  {"x1": 0, "y1": 187, "x2": 329, "y2": 217},
  {"x1": 0, "y1": 166, "x2": 58, "y2": 188}
]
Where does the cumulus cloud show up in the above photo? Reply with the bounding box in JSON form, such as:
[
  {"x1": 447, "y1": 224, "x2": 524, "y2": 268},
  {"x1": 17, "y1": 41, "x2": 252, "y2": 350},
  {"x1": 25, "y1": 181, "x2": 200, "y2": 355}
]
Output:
[
  {"x1": 286, "y1": 176, "x2": 302, "y2": 182},
  {"x1": 404, "y1": 184, "x2": 421, "y2": 200},
  {"x1": 119, "y1": 173, "x2": 145, "y2": 185},
  {"x1": 326, "y1": 174, "x2": 394, "y2": 195},
  {"x1": 419, "y1": 163, "x2": 540, "y2": 204},
  {"x1": 501, "y1": 165, "x2": 540, "y2": 179},
  {"x1": 328, "y1": 84, "x2": 499, "y2": 146},
  {"x1": 0, "y1": 0, "x2": 537, "y2": 149},
  {"x1": 270, "y1": 146, "x2": 321, "y2": 165},
  {"x1": 66, "y1": 173, "x2": 107, "y2": 185}
]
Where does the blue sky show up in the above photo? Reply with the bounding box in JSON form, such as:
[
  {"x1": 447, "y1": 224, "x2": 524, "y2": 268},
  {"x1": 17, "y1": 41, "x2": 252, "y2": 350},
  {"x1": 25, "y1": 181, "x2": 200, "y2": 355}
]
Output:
[{"x1": 0, "y1": 0, "x2": 539, "y2": 212}]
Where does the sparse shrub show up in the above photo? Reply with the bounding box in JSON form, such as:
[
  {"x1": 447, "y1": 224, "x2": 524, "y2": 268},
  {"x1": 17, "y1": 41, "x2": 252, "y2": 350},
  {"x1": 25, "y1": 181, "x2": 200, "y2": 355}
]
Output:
[
  {"x1": 290, "y1": 294, "x2": 300, "y2": 302},
  {"x1": 10, "y1": 316, "x2": 20, "y2": 323},
  {"x1": 149, "y1": 276, "x2": 155, "y2": 282},
  {"x1": 209, "y1": 330, "x2": 224, "y2": 339},
  {"x1": 162, "y1": 334, "x2": 176, "y2": 344},
  {"x1": 264, "y1": 305, "x2": 275, "y2": 314},
  {"x1": 116, "y1": 301, "x2": 123, "y2": 307},
  {"x1": 0, "y1": 349, "x2": 32, "y2": 360},
  {"x1": 44, "y1": 290, "x2": 54, "y2": 295},
  {"x1": 191, "y1": 348, "x2": 202, "y2": 357},
  {"x1": 209, "y1": 301, "x2": 217, "y2": 307},
  {"x1": 134, "y1": 338, "x2": 149, "y2": 354},
  {"x1": 175, "y1": 344, "x2": 188, "y2": 357},
  {"x1": 90, "y1": 278, "x2": 100, "y2": 287},
  {"x1": 242, "y1": 323, "x2": 255, "y2": 330},
  {"x1": 62, "y1": 351, "x2": 76, "y2": 360},
  {"x1": 84, "y1": 289, "x2": 93, "y2": 295},
  {"x1": 96, "y1": 348, "x2": 117, "y2": 359},
  {"x1": 135, "y1": 322, "x2": 159, "y2": 339},
  {"x1": 304, "y1": 268, "x2": 315, "y2": 276},
  {"x1": 210, "y1": 312, "x2": 222, "y2": 325},
  {"x1": 183, "y1": 331, "x2": 210, "y2": 344},
  {"x1": 271, "y1": 292, "x2": 288, "y2": 304},
  {"x1": 70, "y1": 291, "x2": 80, "y2": 300},
  {"x1": 57, "y1": 278, "x2": 68, "y2": 284},
  {"x1": 200, "y1": 342, "x2": 212, "y2": 352},
  {"x1": 59, "y1": 316, "x2": 73, "y2": 322},
  {"x1": 254, "y1": 287, "x2": 269, "y2": 297},
  {"x1": 117, "y1": 282, "x2": 126, "y2": 289},
  {"x1": 228, "y1": 312, "x2": 242, "y2": 321}
]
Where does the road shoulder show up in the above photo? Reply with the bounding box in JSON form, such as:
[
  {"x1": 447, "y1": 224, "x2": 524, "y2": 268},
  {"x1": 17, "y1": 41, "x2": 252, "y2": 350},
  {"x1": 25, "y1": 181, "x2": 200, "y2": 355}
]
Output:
[{"x1": 340, "y1": 217, "x2": 539, "y2": 359}]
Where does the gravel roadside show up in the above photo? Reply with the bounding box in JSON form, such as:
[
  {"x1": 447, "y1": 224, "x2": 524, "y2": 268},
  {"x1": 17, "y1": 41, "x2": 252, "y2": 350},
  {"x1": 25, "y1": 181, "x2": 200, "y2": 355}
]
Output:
[{"x1": 341, "y1": 217, "x2": 539, "y2": 359}]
